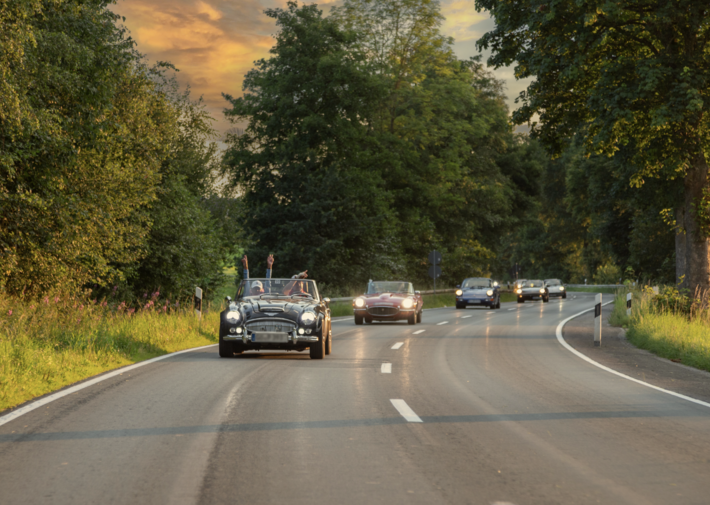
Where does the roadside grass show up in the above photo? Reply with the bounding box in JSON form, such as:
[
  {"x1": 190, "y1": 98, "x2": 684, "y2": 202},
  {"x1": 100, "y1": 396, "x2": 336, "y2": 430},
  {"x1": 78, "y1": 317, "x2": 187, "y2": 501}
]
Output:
[
  {"x1": 568, "y1": 286, "x2": 620, "y2": 294},
  {"x1": 0, "y1": 294, "x2": 219, "y2": 412},
  {"x1": 609, "y1": 286, "x2": 710, "y2": 373}
]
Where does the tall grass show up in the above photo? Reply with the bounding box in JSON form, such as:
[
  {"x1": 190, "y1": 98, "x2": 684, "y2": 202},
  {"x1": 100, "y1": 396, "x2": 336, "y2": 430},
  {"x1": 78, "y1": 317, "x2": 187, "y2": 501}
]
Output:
[
  {"x1": 0, "y1": 293, "x2": 219, "y2": 412},
  {"x1": 609, "y1": 286, "x2": 710, "y2": 372}
]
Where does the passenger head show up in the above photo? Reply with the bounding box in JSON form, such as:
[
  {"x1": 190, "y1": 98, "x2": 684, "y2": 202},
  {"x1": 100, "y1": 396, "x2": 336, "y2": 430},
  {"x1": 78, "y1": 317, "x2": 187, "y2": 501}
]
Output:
[{"x1": 251, "y1": 280, "x2": 264, "y2": 295}]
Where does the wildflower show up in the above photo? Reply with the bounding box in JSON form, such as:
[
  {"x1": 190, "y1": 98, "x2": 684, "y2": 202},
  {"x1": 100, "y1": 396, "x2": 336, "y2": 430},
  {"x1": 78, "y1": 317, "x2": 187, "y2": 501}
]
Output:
[
  {"x1": 7, "y1": 309, "x2": 12, "y2": 316},
  {"x1": 30, "y1": 305, "x2": 35, "y2": 310},
  {"x1": 44, "y1": 297, "x2": 49, "y2": 304},
  {"x1": 101, "y1": 301, "x2": 108, "y2": 307},
  {"x1": 152, "y1": 291, "x2": 160, "y2": 299},
  {"x1": 54, "y1": 297, "x2": 60, "y2": 303},
  {"x1": 128, "y1": 308, "x2": 135, "y2": 315},
  {"x1": 143, "y1": 293, "x2": 148, "y2": 299}
]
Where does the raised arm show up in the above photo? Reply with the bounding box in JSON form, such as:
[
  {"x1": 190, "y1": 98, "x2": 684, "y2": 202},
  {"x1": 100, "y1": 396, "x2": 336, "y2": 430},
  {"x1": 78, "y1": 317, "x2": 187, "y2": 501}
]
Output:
[
  {"x1": 241, "y1": 254, "x2": 249, "y2": 280},
  {"x1": 266, "y1": 254, "x2": 274, "y2": 279}
]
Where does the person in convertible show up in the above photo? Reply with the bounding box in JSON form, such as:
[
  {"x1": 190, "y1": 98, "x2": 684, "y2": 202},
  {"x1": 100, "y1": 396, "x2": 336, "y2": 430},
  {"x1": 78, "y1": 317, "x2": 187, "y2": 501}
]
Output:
[{"x1": 241, "y1": 254, "x2": 308, "y2": 295}]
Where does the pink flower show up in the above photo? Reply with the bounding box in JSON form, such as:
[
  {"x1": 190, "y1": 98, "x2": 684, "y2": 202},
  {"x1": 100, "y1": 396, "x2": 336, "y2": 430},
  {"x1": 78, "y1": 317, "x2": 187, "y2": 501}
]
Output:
[
  {"x1": 7, "y1": 310, "x2": 12, "y2": 316},
  {"x1": 101, "y1": 301, "x2": 108, "y2": 307},
  {"x1": 78, "y1": 304, "x2": 84, "y2": 311},
  {"x1": 43, "y1": 297, "x2": 49, "y2": 304},
  {"x1": 30, "y1": 305, "x2": 35, "y2": 310},
  {"x1": 54, "y1": 297, "x2": 60, "y2": 303},
  {"x1": 142, "y1": 293, "x2": 148, "y2": 299},
  {"x1": 128, "y1": 308, "x2": 135, "y2": 315}
]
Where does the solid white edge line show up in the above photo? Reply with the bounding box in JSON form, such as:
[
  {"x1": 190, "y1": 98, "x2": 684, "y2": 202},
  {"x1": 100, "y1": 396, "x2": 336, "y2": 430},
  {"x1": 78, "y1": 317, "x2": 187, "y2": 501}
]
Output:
[
  {"x1": 390, "y1": 399, "x2": 423, "y2": 422},
  {"x1": 0, "y1": 344, "x2": 219, "y2": 427},
  {"x1": 412, "y1": 330, "x2": 426, "y2": 335},
  {"x1": 556, "y1": 303, "x2": 710, "y2": 410},
  {"x1": 381, "y1": 363, "x2": 392, "y2": 374},
  {"x1": 391, "y1": 342, "x2": 404, "y2": 350},
  {"x1": 436, "y1": 321, "x2": 448, "y2": 325}
]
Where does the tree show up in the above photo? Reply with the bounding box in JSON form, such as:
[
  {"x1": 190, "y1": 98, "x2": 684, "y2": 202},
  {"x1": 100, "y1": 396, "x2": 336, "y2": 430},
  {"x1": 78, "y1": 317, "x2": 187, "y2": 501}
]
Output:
[
  {"x1": 477, "y1": 0, "x2": 710, "y2": 292},
  {"x1": 221, "y1": 2, "x2": 394, "y2": 291}
]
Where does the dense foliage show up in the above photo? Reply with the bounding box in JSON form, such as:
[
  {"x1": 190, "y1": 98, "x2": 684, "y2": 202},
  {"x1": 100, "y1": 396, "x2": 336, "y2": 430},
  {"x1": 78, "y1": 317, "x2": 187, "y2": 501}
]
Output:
[
  {"x1": 476, "y1": 0, "x2": 710, "y2": 292},
  {"x1": 0, "y1": 0, "x2": 232, "y2": 300}
]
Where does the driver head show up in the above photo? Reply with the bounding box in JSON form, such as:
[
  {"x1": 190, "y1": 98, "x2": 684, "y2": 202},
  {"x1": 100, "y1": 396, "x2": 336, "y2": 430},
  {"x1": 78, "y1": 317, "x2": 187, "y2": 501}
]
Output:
[{"x1": 251, "y1": 280, "x2": 264, "y2": 294}]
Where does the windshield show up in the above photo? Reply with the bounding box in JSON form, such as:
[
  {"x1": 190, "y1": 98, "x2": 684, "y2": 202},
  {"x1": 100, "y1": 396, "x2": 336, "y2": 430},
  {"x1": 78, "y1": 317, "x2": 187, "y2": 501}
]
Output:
[
  {"x1": 236, "y1": 278, "x2": 320, "y2": 301},
  {"x1": 525, "y1": 280, "x2": 544, "y2": 288},
  {"x1": 367, "y1": 281, "x2": 414, "y2": 295},
  {"x1": 545, "y1": 279, "x2": 561, "y2": 286},
  {"x1": 462, "y1": 278, "x2": 491, "y2": 289}
]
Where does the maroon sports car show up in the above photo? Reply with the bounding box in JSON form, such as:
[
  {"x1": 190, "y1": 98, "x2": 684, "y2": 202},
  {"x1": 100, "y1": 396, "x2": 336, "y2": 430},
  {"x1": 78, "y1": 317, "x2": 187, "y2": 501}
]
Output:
[{"x1": 352, "y1": 281, "x2": 423, "y2": 325}]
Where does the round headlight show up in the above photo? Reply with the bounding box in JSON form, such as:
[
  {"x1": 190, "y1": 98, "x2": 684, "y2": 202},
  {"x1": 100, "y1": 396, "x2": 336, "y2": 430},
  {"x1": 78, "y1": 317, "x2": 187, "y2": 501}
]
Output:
[
  {"x1": 402, "y1": 298, "x2": 414, "y2": 309},
  {"x1": 516, "y1": 289, "x2": 522, "y2": 294},
  {"x1": 301, "y1": 311, "x2": 316, "y2": 324},
  {"x1": 560, "y1": 286, "x2": 565, "y2": 291},
  {"x1": 539, "y1": 289, "x2": 545, "y2": 294},
  {"x1": 455, "y1": 289, "x2": 463, "y2": 296},
  {"x1": 486, "y1": 289, "x2": 493, "y2": 296},
  {"x1": 226, "y1": 311, "x2": 240, "y2": 322},
  {"x1": 354, "y1": 297, "x2": 365, "y2": 308}
]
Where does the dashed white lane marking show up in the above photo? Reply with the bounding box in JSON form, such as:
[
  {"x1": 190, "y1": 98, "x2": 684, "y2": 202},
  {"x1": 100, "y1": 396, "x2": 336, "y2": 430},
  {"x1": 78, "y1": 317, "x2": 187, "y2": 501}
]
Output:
[
  {"x1": 486, "y1": 311, "x2": 495, "y2": 314},
  {"x1": 508, "y1": 308, "x2": 516, "y2": 311},
  {"x1": 390, "y1": 399, "x2": 423, "y2": 423},
  {"x1": 412, "y1": 329, "x2": 426, "y2": 334},
  {"x1": 391, "y1": 342, "x2": 404, "y2": 350},
  {"x1": 556, "y1": 302, "x2": 710, "y2": 410},
  {"x1": 437, "y1": 321, "x2": 448, "y2": 325},
  {"x1": 381, "y1": 363, "x2": 392, "y2": 374},
  {"x1": 462, "y1": 315, "x2": 472, "y2": 319}
]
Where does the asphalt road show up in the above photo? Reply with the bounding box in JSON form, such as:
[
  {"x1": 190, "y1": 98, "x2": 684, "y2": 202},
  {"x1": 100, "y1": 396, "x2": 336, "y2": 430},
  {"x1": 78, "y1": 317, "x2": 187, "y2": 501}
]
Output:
[{"x1": 1, "y1": 293, "x2": 709, "y2": 505}]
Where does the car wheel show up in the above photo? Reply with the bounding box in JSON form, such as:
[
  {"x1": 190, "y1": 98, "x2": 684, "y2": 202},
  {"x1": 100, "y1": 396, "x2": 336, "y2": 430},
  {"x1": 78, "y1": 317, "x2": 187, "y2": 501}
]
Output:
[
  {"x1": 517, "y1": 298, "x2": 524, "y2": 303},
  {"x1": 496, "y1": 300, "x2": 501, "y2": 309},
  {"x1": 407, "y1": 312, "x2": 416, "y2": 325},
  {"x1": 417, "y1": 310, "x2": 422, "y2": 323},
  {"x1": 543, "y1": 296, "x2": 549, "y2": 303},
  {"x1": 563, "y1": 293, "x2": 567, "y2": 299},
  {"x1": 310, "y1": 330, "x2": 325, "y2": 360},
  {"x1": 456, "y1": 303, "x2": 464, "y2": 309},
  {"x1": 218, "y1": 335, "x2": 233, "y2": 358},
  {"x1": 354, "y1": 314, "x2": 363, "y2": 325}
]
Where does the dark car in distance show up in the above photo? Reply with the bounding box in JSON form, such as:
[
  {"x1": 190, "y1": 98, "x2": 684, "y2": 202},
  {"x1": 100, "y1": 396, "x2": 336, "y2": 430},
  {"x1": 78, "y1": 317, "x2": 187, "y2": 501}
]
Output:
[
  {"x1": 219, "y1": 278, "x2": 332, "y2": 359},
  {"x1": 455, "y1": 277, "x2": 501, "y2": 309}
]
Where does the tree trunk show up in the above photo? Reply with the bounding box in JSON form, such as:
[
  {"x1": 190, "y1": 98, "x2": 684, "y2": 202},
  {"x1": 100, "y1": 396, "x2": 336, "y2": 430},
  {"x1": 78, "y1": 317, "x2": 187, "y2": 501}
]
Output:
[
  {"x1": 681, "y1": 154, "x2": 710, "y2": 295},
  {"x1": 675, "y1": 207, "x2": 686, "y2": 288}
]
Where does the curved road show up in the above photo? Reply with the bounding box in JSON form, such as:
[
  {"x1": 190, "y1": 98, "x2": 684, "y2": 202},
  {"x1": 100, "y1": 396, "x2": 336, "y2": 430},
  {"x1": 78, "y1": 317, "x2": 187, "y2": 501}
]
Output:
[{"x1": 1, "y1": 293, "x2": 709, "y2": 505}]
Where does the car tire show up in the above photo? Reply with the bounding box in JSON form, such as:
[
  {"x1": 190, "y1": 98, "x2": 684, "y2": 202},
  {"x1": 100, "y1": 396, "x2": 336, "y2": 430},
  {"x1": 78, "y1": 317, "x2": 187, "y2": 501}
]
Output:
[
  {"x1": 456, "y1": 303, "x2": 464, "y2": 309},
  {"x1": 517, "y1": 298, "x2": 524, "y2": 303},
  {"x1": 563, "y1": 293, "x2": 567, "y2": 299},
  {"x1": 355, "y1": 314, "x2": 363, "y2": 325},
  {"x1": 218, "y1": 335, "x2": 233, "y2": 358},
  {"x1": 496, "y1": 300, "x2": 501, "y2": 309},
  {"x1": 407, "y1": 312, "x2": 416, "y2": 325},
  {"x1": 417, "y1": 310, "x2": 422, "y2": 323},
  {"x1": 325, "y1": 329, "x2": 332, "y2": 355},
  {"x1": 543, "y1": 296, "x2": 549, "y2": 303},
  {"x1": 310, "y1": 330, "x2": 325, "y2": 360}
]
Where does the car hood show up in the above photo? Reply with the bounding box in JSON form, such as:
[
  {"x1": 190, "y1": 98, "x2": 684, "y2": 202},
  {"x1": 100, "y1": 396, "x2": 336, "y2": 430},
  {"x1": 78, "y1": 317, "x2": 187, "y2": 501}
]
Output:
[
  {"x1": 460, "y1": 288, "x2": 492, "y2": 295},
  {"x1": 521, "y1": 287, "x2": 545, "y2": 294},
  {"x1": 226, "y1": 298, "x2": 315, "y2": 320},
  {"x1": 359, "y1": 293, "x2": 411, "y2": 305}
]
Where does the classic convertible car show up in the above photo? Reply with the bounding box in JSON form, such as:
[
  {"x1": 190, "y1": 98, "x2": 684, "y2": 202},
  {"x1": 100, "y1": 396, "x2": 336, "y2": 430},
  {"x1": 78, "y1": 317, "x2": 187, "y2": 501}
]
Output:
[
  {"x1": 455, "y1": 277, "x2": 501, "y2": 309},
  {"x1": 544, "y1": 278, "x2": 567, "y2": 298},
  {"x1": 516, "y1": 279, "x2": 549, "y2": 303},
  {"x1": 219, "y1": 278, "x2": 332, "y2": 359},
  {"x1": 352, "y1": 281, "x2": 423, "y2": 325}
]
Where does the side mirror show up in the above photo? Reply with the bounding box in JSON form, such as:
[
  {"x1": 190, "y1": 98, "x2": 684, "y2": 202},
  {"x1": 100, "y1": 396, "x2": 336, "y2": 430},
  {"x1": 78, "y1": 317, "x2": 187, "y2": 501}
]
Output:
[
  {"x1": 493, "y1": 282, "x2": 499, "y2": 287},
  {"x1": 456, "y1": 284, "x2": 460, "y2": 289},
  {"x1": 225, "y1": 296, "x2": 231, "y2": 302},
  {"x1": 323, "y1": 297, "x2": 330, "y2": 306},
  {"x1": 415, "y1": 290, "x2": 420, "y2": 295}
]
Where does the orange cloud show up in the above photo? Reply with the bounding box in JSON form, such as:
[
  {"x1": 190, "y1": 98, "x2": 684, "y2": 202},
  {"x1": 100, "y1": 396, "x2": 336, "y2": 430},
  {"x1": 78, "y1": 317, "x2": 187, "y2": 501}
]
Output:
[{"x1": 113, "y1": 1, "x2": 521, "y2": 137}]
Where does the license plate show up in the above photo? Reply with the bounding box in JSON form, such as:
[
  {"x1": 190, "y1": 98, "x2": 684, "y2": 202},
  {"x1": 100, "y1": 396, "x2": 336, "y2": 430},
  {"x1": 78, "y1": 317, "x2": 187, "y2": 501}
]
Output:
[{"x1": 251, "y1": 332, "x2": 289, "y2": 343}]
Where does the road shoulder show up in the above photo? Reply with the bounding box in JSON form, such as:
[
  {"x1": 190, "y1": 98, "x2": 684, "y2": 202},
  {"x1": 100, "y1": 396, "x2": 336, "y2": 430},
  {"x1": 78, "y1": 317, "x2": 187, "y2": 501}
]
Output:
[{"x1": 563, "y1": 304, "x2": 710, "y2": 404}]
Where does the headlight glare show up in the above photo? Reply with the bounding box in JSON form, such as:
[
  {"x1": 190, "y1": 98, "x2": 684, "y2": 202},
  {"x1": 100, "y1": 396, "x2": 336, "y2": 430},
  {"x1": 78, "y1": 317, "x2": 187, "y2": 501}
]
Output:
[
  {"x1": 355, "y1": 297, "x2": 365, "y2": 308},
  {"x1": 226, "y1": 311, "x2": 240, "y2": 322},
  {"x1": 486, "y1": 289, "x2": 493, "y2": 296},
  {"x1": 560, "y1": 286, "x2": 565, "y2": 291},
  {"x1": 516, "y1": 289, "x2": 522, "y2": 294},
  {"x1": 455, "y1": 289, "x2": 463, "y2": 296},
  {"x1": 300, "y1": 311, "x2": 316, "y2": 324},
  {"x1": 402, "y1": 298, "x2": 413, "y2": 309},
  {"x1": 539, "y1": 289, "x2": 545, "y2": 294}
]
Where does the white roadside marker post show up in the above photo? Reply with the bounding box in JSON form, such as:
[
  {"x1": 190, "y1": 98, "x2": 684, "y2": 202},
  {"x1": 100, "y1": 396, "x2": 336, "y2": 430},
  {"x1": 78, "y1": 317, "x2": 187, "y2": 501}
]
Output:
[
  {"x1": 195, "y1": 286, "x2": 203, "y2": 320},
  {"x1": 626, "y1": 292, "x2": 632, "y2": 316},
  {"x1": 594, "y1": 293, "x2": 602, "y2": 347}
]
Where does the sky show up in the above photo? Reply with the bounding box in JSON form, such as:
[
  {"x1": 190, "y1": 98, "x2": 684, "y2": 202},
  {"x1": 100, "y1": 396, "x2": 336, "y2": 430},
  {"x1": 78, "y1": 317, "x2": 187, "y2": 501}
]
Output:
[{"x1": 112, "y1": 0, "x2": 531, "y2": 139}]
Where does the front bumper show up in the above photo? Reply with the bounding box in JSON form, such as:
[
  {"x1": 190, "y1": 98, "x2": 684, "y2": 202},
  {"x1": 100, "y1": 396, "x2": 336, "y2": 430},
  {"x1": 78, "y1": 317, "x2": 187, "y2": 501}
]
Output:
[
  {"x1": 354, "y1": 307, "x2": 415, "y2": 320},
  {"x1": 456, "y1": 297, "x2": 496, "y2": 306}
]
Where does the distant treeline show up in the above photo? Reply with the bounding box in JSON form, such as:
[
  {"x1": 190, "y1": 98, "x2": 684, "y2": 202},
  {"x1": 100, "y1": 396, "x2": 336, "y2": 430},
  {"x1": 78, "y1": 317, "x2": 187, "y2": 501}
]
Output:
[{"x1": 1, "y1": 0, "x2": 239, "y2": 301}]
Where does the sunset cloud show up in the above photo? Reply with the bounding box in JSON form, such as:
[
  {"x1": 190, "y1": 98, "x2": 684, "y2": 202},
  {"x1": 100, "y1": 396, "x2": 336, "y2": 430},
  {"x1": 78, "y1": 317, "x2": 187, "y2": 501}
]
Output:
[{"x1": 113, "y1": 0, "x2": 526, "y2": 137}]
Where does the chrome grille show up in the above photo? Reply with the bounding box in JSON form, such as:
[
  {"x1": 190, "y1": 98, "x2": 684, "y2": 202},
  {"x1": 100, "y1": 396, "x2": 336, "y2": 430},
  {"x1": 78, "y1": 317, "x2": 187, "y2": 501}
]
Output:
[
  {"x1": 246, "y1": 319, "x2": 296, "y2": 333},
  {"x1": 367, "y1": 306, "x2": 398, "y2": 316}
]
